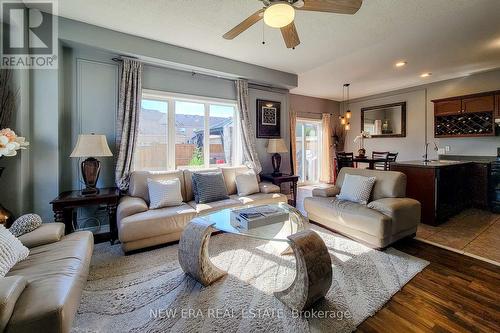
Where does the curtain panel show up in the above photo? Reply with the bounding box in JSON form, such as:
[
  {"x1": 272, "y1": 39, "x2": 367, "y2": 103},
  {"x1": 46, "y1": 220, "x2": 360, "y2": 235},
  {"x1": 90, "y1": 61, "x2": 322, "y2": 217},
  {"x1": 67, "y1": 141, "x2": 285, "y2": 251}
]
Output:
[
  {"x1": 235, "y1": 79, "x2": 262, "y2": 174},
  {"x1": 320, "y1": 113, "x2": 334, "y2": 184},
  {"x1": 115, "y1": 58, "x2": 143, "y2": 191},
  {"x1": 290, "y1": 108, "x2": 297, "y2": 175}
]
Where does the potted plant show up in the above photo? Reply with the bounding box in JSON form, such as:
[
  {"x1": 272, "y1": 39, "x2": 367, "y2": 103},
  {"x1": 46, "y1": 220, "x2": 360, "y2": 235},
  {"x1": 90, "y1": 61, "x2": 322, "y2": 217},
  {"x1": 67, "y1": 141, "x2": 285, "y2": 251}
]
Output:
[
  {"x1": 0, "y1": 128, "x2": 29, "y2": 225},
  {"x1": 354, "y1": 131, "x2": 371, "y2": 157}
]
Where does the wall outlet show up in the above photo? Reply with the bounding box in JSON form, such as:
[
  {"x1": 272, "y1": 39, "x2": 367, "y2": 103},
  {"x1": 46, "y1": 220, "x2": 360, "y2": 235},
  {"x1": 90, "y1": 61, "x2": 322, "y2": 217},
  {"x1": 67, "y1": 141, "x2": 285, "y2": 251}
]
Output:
[
  {"x1": 437, "y1": 148, "x2": 446, "y2": 155},
  {"x1": 445, "y1": 145, "x2": 451, "y2": 152}
]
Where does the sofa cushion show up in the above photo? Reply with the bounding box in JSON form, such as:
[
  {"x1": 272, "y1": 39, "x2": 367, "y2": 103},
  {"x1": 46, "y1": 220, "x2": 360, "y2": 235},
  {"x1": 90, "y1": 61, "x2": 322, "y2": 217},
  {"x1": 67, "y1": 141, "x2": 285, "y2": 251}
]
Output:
[
  {"x1": 147, "y1": 178, "x2": 184, "y2": 209},
  {"x1": 8, "y1": 214, "x2": 42, "y2": 237},
  {"x1": 129, "y1": 170, "x2": 186, "y2": 202},
  {"x1": 304, "y1": 196, "x2": 391, "y2": 239},
  {"x1": 17, "y1": 223, "x2": 65, "y2": 249},
  {"x1": 231, "y1": 193, "x2": 288, "y2": 206},
  {"x1": 312, "y1": 185, "x2": 341, "y2": 197},
  {"x1": 258, "y1": 182, "x2": 281, "y2": 194},
  {"x1": 187, "y1": 198, "x2": 242, "y2": 214},
  {"x1": 0, "y1": 276, "x2": 27, "y2": 332},
  {"x1": 221, "y1": 166, "x2": 252, "y2": 195},
  {"x1": 337, "y1": 174, "x2": 376, "y2": 205},
  {"x1": 0, "y1": 225, "x2": 29, "y2": 278},
  {"x1": 6, "y1": 231, "x2": 93, "y2": 333},
  {"x1": 183, "y1": 168, "x2": 219, "y2": 202},
  {"x1": 235, "y1": 173, "x2": 260, "y2": 196},
  {"x1": 192, "y1": 172, "x2": 229, "y2": 204},
  {"x1": 368, "y1": 198, "x2": 421, "y2": 235},
  {"x1": 118, "y1": 204, "x2": 197, "y2": 242},
  {"x1": 336, "y1": 167, "x2": 406, "y2": 200},
  {"x1": 117, "y1": 196, "x2": 149, "y2": 222}
]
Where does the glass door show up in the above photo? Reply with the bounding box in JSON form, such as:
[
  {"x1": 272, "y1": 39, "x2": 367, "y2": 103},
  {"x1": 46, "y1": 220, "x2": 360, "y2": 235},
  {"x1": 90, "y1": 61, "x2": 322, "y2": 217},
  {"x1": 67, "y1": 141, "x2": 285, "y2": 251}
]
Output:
[{"x1": 296, "y1": 119, "x2": 322, "y2": 184}]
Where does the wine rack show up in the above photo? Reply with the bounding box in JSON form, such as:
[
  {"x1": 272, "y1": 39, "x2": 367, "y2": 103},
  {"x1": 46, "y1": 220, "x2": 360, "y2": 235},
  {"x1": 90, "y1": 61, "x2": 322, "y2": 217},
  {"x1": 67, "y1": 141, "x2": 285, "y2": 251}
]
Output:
[{"x1": 435, "y1": 111, "x2": 494, "y2": 137}]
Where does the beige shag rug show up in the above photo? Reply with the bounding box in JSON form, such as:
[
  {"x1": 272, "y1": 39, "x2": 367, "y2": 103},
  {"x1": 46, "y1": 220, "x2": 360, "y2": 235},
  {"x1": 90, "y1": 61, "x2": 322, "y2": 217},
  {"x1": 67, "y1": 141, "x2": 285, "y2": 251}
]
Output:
[{"x1": 73, "y1": 226, "x2": 428, "y2": 333}]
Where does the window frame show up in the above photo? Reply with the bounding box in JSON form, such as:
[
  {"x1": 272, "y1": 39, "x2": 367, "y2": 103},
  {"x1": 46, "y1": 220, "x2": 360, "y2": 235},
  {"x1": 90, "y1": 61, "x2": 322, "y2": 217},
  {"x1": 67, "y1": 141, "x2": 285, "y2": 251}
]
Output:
[
  {"x1": 138, "y1": 89, "x2": 241, "y2": 170},
  {"x1": 296, "y1": 117, "x2": 323, "y2": 185}
]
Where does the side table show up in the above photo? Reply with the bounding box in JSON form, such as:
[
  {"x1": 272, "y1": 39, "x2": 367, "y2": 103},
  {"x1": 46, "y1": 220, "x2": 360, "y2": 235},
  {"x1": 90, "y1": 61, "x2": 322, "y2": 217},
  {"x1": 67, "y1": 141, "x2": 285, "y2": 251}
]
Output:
[
  {"x1": 50, "y1": 187, "x2": 120, "y2": 244},
  {"x1": 260, "y1": 173, "x2": 300, "y2": 207}
]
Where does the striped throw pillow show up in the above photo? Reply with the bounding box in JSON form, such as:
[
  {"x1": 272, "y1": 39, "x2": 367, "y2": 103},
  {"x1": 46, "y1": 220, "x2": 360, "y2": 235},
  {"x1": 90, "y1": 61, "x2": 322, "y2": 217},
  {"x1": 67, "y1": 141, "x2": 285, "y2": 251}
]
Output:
[
  {"x1": 147, "y1": 178, "x2": 183, "y2": 209},
  {"x1": 337, "y1": 174, "x2": 376, "y2": 205},
  {"x1": 192, "y1": 172, "x2": 229, "y2": 204}
]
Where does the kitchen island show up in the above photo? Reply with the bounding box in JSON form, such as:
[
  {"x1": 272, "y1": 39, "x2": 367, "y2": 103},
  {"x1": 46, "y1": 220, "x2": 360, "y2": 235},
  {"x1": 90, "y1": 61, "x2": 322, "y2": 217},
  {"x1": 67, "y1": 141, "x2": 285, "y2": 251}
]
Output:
[{"x1": 390, "y1": 159, "x2": 492, "y2": 225}]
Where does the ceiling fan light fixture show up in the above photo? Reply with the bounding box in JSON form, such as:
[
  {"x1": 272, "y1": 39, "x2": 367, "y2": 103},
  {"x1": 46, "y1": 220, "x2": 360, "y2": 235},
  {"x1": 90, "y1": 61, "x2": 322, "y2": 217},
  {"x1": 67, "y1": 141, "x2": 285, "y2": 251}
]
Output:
[{"x1": 264, "y1": 2, "x2": 295, "y2": 28}]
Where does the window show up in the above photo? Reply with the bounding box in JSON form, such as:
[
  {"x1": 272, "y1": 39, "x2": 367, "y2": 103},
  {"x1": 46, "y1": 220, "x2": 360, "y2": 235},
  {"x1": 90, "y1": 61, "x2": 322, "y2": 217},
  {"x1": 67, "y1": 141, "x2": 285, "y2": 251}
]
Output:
[
  {"x1": 296, "y1": 119, "x2": 322, "y2": 184},
  {"x1": 134, "y1": 90, "x2": 241, "y2": 171}
]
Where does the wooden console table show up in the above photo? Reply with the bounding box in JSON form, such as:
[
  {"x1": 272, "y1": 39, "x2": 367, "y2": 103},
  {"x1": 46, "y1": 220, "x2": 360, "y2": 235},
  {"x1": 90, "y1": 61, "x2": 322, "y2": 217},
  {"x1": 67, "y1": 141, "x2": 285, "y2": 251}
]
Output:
[
  {"x1": 260, "y1": 173, "x2": 299, "y2": 207},
  {"x1": 50, "y1": 188, "x2": 120, "y2": 244}
]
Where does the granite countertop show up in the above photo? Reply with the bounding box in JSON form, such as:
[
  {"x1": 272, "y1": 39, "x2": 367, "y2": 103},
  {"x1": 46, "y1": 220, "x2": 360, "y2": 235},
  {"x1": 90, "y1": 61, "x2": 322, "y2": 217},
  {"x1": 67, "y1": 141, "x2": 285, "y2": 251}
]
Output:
[
  {"x1": 392, "y1": 160, "x2": 472, "y2": 168},
  {"x1": 438, "y1": 155, "x2": 497, "y2": 164}
]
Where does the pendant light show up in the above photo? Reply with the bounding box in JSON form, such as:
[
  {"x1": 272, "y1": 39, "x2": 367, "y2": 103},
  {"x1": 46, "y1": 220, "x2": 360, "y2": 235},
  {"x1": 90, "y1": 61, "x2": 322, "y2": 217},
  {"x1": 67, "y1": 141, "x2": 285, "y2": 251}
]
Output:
[{"x1": 339, "y1": 83, "x2": 351, "y2": 130}]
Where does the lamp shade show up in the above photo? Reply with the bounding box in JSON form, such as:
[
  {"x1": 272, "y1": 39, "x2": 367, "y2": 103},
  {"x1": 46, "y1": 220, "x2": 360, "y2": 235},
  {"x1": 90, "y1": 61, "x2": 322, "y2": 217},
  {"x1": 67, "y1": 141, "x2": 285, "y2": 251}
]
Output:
[
  {"x1": 267, "y1": 138, "x2": 288, "y2": 153},
  {"x1": 70, "y1": 134, "x2": 113, "y2": 158}
]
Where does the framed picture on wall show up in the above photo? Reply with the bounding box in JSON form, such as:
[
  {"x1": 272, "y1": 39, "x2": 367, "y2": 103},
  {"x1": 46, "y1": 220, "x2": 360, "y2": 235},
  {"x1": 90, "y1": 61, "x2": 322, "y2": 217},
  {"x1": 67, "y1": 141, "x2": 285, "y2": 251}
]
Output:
[{"x1": 256, "y1": 99, "x2": 281, "y2": 138}]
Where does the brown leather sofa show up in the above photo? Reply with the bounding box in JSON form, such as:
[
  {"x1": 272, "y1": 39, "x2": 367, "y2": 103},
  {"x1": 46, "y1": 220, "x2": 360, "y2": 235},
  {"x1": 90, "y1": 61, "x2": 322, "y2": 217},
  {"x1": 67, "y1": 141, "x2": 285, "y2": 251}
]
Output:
[
  {"x1": 2, "y1": 223, "x2": 93, "y2": 333},
  {"x1": 304, "y1": 167, "x2": 421, "y2": 248},
  {"x1": 117, "y1": 166, "x2": 287, "y2": 252}
]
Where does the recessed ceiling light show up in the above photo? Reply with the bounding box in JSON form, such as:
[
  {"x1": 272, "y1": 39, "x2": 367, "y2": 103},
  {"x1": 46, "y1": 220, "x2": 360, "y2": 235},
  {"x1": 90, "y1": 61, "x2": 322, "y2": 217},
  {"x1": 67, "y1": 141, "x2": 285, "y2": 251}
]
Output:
[
  {"x1": 420, "y1": 72, "x2": 432, "y2": 78},
  {"x1": 395, "y1": 61, "x2": 407, "y2": 67}
]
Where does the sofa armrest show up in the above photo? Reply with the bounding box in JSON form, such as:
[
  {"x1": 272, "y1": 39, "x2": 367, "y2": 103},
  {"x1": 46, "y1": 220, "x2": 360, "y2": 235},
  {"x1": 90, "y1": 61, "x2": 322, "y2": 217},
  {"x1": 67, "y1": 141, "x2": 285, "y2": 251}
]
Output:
[
  {"x1": 117, "y1": 196, "x2": 149, "y2": 222},
  {"x1": 18, "y1": 223, "x2": 65, "y2": 248},
  {"x1": 368, "y1": 198, "x2": 421, "y2": 233},
  {"x1": 0, "y1": 276, "x2": 27, "y2": 332},
  {"x1": 312, "y1": 185, "x2": 340, "y2": 197},
  {"x1": 259, "y1": 182, "x2": 281, "y2": 194}
]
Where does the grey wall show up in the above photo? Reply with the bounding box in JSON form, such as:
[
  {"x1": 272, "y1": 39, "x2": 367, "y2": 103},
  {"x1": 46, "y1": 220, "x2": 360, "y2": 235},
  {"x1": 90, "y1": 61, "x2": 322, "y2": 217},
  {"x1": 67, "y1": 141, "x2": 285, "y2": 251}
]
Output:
[{"x1": 345, "y1": 69, "x2": 500, "y2": 160}]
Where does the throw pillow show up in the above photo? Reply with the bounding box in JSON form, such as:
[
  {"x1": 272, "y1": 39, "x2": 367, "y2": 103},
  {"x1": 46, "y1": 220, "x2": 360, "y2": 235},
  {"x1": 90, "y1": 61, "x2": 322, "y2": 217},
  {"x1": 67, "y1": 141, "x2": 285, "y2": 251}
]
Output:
[
  {"x1": 191, "y1": 172, "x2": 229, "y2": 204},
  {"x1": 8, "y1": 214, "x2": 42, "y2": 237},
  {"x1": 337, "y1": 174, "x2": 376, "y2": 205},
  {"x1": 147, "y1": 178, "x2": 183, "y2": 209},
  {"x1": 0, "y1": 225, "x2": 29, "y2": 277},
  {"x1": 235, "y1": 172, "x2": 260, "y2": 196}
]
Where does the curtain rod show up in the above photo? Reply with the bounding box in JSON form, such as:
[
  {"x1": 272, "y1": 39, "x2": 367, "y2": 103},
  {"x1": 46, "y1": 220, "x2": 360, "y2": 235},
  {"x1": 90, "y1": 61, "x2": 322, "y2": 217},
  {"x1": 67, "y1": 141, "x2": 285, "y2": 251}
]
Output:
[{"x1": 111, "y1": 55, "x2": 290, "y2": 94}]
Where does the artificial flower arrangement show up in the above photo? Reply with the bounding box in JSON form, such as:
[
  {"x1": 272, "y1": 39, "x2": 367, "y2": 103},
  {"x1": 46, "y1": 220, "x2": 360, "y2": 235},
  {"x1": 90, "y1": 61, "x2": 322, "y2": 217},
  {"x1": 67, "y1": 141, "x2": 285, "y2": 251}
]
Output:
[
  {"x1": 0, "y1": 128, "x2": 29, "y2": 157},
  {"x1": 353, "y1": 131, "x2": 371, "y2": 157}
]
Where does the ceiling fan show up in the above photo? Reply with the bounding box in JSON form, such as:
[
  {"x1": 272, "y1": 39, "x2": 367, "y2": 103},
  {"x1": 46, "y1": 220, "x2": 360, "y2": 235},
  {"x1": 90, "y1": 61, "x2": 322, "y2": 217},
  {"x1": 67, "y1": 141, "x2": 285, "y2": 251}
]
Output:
[{"x1": 223, "y1": 0, "x2": 363, "y2": 49}]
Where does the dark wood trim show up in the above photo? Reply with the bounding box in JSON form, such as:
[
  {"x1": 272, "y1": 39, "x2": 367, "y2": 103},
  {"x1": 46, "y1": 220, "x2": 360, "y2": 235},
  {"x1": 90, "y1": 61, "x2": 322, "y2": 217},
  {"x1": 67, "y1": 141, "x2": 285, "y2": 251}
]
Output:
[{"x1": 361, "y1": 102, "x2": 406, "y2": 138}]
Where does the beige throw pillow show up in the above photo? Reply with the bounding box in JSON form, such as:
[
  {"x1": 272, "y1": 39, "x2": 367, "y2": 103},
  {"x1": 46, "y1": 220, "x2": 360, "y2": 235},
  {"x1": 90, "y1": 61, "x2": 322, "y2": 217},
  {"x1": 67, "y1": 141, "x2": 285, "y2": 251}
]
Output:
[
  {"x1": 235, "y1": 172, "x2": 260, "y2": 196},
  {"x1": 147, "y1": 178, "x2": 183, "y2": 209},
  {"x1": 0, "y1": 225, "x2": 29, "y2": 277}
]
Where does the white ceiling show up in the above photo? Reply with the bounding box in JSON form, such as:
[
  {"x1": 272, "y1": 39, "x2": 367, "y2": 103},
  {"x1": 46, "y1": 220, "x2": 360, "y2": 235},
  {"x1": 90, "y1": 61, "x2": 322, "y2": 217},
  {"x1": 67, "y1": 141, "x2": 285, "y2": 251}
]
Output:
[{"x1": 57, "y1": 0, "x2": 500, "y2": 100}]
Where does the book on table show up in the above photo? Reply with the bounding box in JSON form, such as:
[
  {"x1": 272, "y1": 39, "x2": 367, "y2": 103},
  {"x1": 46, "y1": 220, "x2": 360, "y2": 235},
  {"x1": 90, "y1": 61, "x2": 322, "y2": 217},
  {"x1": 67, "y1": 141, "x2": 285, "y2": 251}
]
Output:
[{"x1": 230, "y1": 205, "x2": 289, "y2": 230}]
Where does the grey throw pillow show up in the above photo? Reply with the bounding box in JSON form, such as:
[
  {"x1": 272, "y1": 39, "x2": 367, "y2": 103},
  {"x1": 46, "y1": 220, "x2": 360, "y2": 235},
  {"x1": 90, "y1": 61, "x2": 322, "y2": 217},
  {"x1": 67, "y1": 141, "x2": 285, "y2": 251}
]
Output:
[
  {"x1": 192, "y1": 172, "x2": 229, "y2": 204},
  {"x1": 337, "y1": 174, "x2": 376, "y2": 205},
  {"x1": 9, "y1": 214, "x2": 42, "y2": 237}
]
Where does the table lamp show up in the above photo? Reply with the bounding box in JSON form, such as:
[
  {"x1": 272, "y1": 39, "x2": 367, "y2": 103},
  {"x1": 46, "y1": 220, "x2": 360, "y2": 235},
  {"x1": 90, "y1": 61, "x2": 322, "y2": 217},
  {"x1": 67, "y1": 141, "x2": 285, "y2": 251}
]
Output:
[
  {"x1": 267, "y1": 138, "x2": 288, "y2": 176},
  {"x1": 70, "y1": 134, "x2": 113, "y2": 195}
]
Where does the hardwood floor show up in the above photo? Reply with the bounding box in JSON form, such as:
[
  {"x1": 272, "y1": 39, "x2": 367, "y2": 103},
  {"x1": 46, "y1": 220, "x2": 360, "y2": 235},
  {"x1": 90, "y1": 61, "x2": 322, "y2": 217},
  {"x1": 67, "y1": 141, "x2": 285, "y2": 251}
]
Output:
[{"x1": 357, "y1": 239, "x2": 500, "y2": 333}]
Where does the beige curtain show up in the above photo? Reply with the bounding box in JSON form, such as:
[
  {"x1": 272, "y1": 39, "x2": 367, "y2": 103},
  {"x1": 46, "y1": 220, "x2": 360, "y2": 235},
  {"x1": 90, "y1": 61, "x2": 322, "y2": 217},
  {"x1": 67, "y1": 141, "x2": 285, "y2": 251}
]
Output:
[
  {"x1": 290, "y1": 108, "x2": 297, "y2": 175},
  {"x1": 115, "y1": 58, "x2": 142, "y2": 191},
  {"x1": 320, "y1": 113, "x2": 334, "y2": 184},
  {"x1": 235, "y1": 79, "x2": 262, "y2": 173}
]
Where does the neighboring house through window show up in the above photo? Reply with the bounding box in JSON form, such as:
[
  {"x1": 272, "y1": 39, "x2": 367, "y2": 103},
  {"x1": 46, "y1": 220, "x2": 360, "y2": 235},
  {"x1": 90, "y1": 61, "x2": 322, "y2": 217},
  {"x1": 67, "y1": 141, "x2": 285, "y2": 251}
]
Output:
[
  {"x1": 134, "y1": 90, "x2": 242, "y2": 171},
  {"x1": 295, "y1": 118, "x2": 322, "y2": 184}
]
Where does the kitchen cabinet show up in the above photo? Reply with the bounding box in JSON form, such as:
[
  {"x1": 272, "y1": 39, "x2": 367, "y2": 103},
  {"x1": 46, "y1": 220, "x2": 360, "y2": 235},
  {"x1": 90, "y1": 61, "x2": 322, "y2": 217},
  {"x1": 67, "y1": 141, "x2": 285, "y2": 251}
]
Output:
[
  {"x1": 495, "y1": 94, "x2": 500, "y2": 118},
  {"x1": 434, "y1": 99, "x2": 462, "y2": 116},
  {"x1": 462, "y1": 95, "x2": 494, "y2": 113}
]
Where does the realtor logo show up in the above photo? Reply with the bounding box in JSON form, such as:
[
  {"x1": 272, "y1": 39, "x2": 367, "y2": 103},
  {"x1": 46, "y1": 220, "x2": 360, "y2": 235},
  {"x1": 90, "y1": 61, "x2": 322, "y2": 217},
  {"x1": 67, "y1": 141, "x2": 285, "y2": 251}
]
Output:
[{"x1": 1, "y1": 0, "x2": 58, "y2": 69}]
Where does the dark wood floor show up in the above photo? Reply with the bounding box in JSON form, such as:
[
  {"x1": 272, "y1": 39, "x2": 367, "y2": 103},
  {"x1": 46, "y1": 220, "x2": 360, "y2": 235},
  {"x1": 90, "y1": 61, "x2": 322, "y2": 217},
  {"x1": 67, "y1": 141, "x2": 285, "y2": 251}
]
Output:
[{"x1": 357, "y1": 239, "x2": 500, "y2": 333}]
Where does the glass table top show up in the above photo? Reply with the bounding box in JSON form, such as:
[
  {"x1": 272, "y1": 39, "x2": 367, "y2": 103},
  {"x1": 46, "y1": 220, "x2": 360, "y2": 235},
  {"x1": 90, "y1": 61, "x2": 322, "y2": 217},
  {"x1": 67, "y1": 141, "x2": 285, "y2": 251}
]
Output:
[{"x1": 198, "y1": 202, "x2": 308, "y2": 243}]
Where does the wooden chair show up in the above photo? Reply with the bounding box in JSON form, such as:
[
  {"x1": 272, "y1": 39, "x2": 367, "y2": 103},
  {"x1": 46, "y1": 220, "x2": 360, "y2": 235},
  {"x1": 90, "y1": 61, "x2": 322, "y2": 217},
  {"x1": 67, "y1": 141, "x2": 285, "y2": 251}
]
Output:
[
  {"x1": 387, "y1": 152, "x2": 398, "y2": 170},
  {"x1": 335, "y1": 152, "x2": 354, "y2": 175},
  {"x1": 372, "y1": 151, "x2": 389, "y2": 170}
]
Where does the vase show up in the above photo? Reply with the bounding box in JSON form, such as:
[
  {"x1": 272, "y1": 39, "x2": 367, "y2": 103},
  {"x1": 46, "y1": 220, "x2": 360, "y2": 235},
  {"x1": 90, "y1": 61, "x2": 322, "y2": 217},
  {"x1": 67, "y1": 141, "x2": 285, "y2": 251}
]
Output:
[
  {"x1": 358, "y1": 148, "x2": 366, "y2": 157},
  {"x1": 0, "y1": 167, "x2": 15, "y2": 227}
]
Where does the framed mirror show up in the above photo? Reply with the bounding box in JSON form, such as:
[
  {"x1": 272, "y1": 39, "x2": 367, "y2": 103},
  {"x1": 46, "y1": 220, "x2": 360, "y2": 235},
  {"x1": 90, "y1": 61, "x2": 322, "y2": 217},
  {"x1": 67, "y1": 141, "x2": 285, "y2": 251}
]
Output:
[{"x1": 361, "y1": 102, "x2": 406, "y2": 138}]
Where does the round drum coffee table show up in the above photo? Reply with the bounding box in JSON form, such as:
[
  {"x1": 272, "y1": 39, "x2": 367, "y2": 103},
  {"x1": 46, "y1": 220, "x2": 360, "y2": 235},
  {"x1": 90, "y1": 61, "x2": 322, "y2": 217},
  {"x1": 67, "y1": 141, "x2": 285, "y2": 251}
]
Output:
[{"x1": 178, "y1": 202, "x2": 332, "y2": 311}]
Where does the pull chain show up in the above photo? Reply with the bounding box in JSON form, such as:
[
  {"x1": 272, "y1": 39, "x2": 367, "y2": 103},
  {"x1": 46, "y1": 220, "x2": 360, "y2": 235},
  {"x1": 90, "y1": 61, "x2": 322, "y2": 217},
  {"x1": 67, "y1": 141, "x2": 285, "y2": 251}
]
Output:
[{"x1": 262, "y1": 20, "x2": 266, "y2": 45}]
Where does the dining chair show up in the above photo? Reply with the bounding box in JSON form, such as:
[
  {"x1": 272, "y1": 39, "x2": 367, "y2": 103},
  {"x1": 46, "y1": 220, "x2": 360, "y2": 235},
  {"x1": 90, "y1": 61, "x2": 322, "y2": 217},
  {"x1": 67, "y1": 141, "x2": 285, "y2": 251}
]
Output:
[
  {"x1": 372, "y1": 151, "x2": 389, "y2": 170},
  {"x1": 335, "y1": 152, "x2": 354, "y2": 175},
  {"x1": 386, "y1": 152, "x2": 399, "y2": 170}
]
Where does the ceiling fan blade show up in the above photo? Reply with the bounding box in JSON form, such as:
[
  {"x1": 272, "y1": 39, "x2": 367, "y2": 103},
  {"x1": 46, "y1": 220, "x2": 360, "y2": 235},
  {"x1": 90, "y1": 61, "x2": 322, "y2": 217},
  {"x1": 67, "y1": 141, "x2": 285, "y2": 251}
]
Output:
[
  {"x1": 298, "y1": 0, "x2": 363, "y2": 14},
  {"x1": 223, "y1": 8, "x2": 265, "y2": 40},
  {"x1": 281, "y1": 22, "x2": 300, "y2": 49}
]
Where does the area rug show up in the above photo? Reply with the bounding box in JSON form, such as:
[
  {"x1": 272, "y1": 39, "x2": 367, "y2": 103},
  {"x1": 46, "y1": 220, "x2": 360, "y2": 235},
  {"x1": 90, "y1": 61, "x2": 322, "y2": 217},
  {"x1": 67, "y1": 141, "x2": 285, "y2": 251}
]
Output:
[{"x1": 72, "y1": 226, "x2": 428, "y2": 333}]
